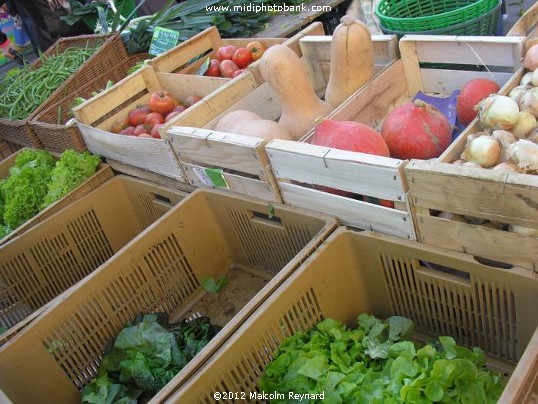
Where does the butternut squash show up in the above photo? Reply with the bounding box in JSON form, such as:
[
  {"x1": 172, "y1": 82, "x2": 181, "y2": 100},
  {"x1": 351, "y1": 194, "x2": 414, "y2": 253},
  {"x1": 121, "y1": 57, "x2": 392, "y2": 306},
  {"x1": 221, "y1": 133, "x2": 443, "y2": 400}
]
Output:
[
  {"x1": 259, "y1": 45, "x2": 334, "y2": 140},
  {"x1": 325, "y1": 16, "x2": 374, "y2": 108},
  {"x1": 215, "y1": 109, "x2": 293, "y2": 140}
]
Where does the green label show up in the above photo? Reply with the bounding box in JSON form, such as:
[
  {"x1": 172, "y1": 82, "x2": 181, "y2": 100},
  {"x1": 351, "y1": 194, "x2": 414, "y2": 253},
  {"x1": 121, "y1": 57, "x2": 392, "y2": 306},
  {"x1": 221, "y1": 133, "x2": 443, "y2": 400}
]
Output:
[
  {"x1": 205, "y1": 168, "x2": 229, "y2": 188},
  {"x1": 149, "y1": 27, "x2": 180, "y2": 56}
]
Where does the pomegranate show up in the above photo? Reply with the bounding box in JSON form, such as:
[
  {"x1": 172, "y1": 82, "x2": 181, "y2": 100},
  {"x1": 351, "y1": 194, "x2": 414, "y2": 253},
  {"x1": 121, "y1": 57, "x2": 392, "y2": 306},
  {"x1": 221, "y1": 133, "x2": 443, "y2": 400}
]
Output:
[
  {"x1": 381, "y1": 100, "x2": 452, "y2": 160},
  {"x1": 456, "y1": 78, "x2": 500, "y2": 126}
]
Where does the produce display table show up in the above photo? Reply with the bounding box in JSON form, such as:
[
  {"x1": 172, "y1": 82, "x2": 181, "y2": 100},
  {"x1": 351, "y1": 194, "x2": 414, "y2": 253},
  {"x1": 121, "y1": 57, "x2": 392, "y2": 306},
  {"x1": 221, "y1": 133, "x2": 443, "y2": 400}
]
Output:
[{"x1": 253, "y1": 0, "x2": 349, "y2": 37}]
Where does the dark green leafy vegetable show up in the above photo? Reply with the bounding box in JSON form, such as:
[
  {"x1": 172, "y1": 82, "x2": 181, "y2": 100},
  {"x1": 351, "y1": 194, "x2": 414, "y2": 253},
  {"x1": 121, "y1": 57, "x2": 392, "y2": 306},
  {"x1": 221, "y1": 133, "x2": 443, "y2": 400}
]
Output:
[
  {"x1": 81, "y1": 313, "x2": 221, "y2": 403},
  {"x1": 259, "y1": 314, "x2": 505, "y2": 403}
]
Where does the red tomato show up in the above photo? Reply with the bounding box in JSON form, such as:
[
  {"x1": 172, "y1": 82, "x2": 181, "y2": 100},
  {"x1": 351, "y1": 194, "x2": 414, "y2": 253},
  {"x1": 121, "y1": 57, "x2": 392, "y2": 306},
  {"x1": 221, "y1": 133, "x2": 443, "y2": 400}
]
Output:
[
  {"x1": 151, "y1": 124, "x2": 162, "y2": 139},
  {"x1": 232, "y1": 47, "x2": 253, "y2": 68},
  {"x1": 127, "y1": 106, "x2": 150, "y2": 127},
  {"x1": 134, "y1": 124, "x2": 150, "y2": 136},
  {"x1": 144, "y1": 112, "x2": 165, "y2": 126},
  {"x1": 149, "y1": 90, "x2": 177, "y2": 115},
  {"x1": 246, "y1": 41, "x2": 266, "y2": 61},
  {"x1": 184, "y1": 95, "x2": 202, "y2": 107},
  {"x1": 165, "y1": 110, "x2": 181, "y2": 123},
  {"x1": 219, "y1": 59, "x2": 239, "y2": 78},
  {"x1": 172, "y1": 104, "x2": 187, "y2": 112},
  {"x1": 111, "y1": 117, "x2": 129, "y2": 134},
  {"x1": 119, "y1": 126, "x2": 136, "y2": 136},
  {"x1": 232, "y1": 69, "x2": 246, "y2": 78},
  {"x1": 204, "y1": 59, "x2": 221, "y2": 77},
  {"x1": 216, "y1": 45, "x2": 237, "y2": 61}
]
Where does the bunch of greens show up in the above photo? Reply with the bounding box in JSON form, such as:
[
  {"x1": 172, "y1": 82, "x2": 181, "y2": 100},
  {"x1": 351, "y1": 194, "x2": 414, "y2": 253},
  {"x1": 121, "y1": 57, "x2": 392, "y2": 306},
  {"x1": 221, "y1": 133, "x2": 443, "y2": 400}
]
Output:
[
  {"x1": 81, "y1": 313, "x2": 221, "y2": 403},
  {"x1": 259, "y1": 314, "x2": 505, "y2": 403},
  {"x1": 0, "y1": 149, "x2": 101, "y2": 239}
]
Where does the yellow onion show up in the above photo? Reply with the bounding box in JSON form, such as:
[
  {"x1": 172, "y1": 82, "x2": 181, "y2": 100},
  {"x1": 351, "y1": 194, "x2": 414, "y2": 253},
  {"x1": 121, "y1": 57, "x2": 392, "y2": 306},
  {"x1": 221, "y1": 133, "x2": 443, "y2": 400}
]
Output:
[
  {"x1": 519, "y1": 87, "x2": 538, "y2": 117},
  {"x1": 509, "y1": 85, "x2": 531, "y2": 104},
  {"x1": 492, "y1": 130, "x2": 516, "y2": 162},
  {"x1": 524, "y1": 44, "x2": 538, "y2": 71},
  {"x1": 462, "y1": 135, "x2": 501, "y2": 167},
  {"x1": 507, "y1": 139, "x2": 538, "y2": 172},
  {"x1": 520, "y1": 72, "x2": 534, "y2": 86},
  {"x1": 533, "y1": 70, "x2": 538, "y2": 86},
  {"x1": 492, "y1": 162, "x2": 520, "y2": 172},
  {"x1": 508, "y1": 224, "x2": 538, "y2": 238},
  {"x1": 463, "y1": 161, "x2": 483, "y2": 168},
  {"x1": 511, "y1": 111, "x2": 537, "y2": 138},
  {"x1": 478, "y1": 94, "x2": 519, "y2": 130},
  {"x1": 451, "y1": 159, "x2": 465, "y2": 165}
]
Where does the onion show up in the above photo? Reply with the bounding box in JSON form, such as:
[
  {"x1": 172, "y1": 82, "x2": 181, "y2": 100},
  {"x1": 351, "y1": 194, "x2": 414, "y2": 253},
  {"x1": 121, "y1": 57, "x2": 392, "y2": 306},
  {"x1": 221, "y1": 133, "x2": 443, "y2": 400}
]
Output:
[
  {"x1": 524, "y1": 44, "x2": 538, "y2": 71},
  {"x1": 533, "y1": 70, "x2": 538, "y2": 87},
  {"x1": 462, "y1": 135, "x2": 501, "y2": 167},
  {"x1": 510, "y1": 111, "x2": 537, "y2": 138},
  {"x1": 463, "y1": 216, "x2": 484, "y2": 225},
  {"x1": 451, "y1": 159, "x2": 465, "y2": 165},
  {"x1": 508, "y1": 224, "x2": 538, "y2": 238},
  {"x1": 509, "y1": 85, "x2": 530, "y2": 104},
  {"x1": 492, "y1": 130, "x2": 516, "y2": 162},
  {"x1": 438, "y1": 211, "x2": 455, "y2": 220},
  {"x1": 520, "y1": 72, "x2": 534, "y2": 86},
  {"x1": 519, "y1": 87, "x2": 538, "y2": 117},
  {"x1": 507, "y1": 139, "x2": 538, "y2": 172},
  {"x1": 463, "y1": 161, "x2": 483, "y2": 168},
  {"x1": 528, "y1": 128, "x2": 538, "y2": 143},
  {"x1": 492, "y1": 162, "x2": 520, "y2": 172},
  {"x1": 478, "y1": 94, "x2": 519, "y2": 130}
]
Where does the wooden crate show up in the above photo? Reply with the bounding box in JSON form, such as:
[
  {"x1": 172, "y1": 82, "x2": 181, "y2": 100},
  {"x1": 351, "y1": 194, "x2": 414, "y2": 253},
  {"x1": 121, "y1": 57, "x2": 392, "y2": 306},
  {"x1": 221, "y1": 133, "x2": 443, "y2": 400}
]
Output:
[
  {"x1": 72, "y1": 64, "x2": 253, "y2": 182},
  {"x1": 164, "y1": 34, "x2": 398, "y2": 203},
  {"x1": 507, "y1": 1, "x2": 538, "y2": 38},
  {"x1": 267, "y1": 35, "x2": 525, "y2": 240},
  {"x1": 406, "y1": 65, "x2": 537, "y2": 272}
]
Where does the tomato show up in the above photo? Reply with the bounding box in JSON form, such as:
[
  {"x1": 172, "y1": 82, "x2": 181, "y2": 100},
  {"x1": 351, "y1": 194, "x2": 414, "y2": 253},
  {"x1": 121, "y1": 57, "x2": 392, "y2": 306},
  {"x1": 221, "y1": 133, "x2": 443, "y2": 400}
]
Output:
[
  {"x1": 149, "y1": 90, "x2": 177, "y2": 115},
  {"x1": 120, "y1": 126, "x2": 136, "y2": 136},
  {"x1": 232, "y1": 47, "x2": 253, "y2": 68},
  {"x1": 232, "y1": 69, "x2": 246, "y2": 78},
  {"x1": 145, "y1": 112, "x2": 165, "y2": 126},
  {"x1": 184, "y1": 95, "x2": 202, "y2": 107},
  {"x1": 111, "y1": 117, "x2": 129, "y2": 134},
  {"x1": 134, "y1": 124, "x2": 150, "y2": 136},
  {"x1": 216, "y1": 45, "x2": 237, "y2": 61},
  {"x1": 138, "y1": 134, "x2": 153, "y2": 138},
  {"x1": 204, "y1": 59, "x2": 221, "y2": 77},
  {"x1": 219, "y1": 59, "x2": 239, "y2": 78},
  {"x1": 151, "y1": 124, "x2": 162, "y2": 139},
  {"x1": 246, "y1": 41, "x2": 266, "y2": 61},
  {"x1": 172, "y1": 104, "x2": 187, "y2": 112},
  {"x1": 127, "y1": 106, "x2": 151, "y2": 127},
  {"x1": 165, "y1": 111, "x2": 181, "y2": 123}
]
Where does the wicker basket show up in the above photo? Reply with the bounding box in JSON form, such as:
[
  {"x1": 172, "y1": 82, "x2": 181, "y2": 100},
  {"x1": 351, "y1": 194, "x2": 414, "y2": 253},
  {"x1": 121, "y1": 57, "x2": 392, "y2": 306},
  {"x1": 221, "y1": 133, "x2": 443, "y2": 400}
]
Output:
[
  {"x1": 0, "y1": 140, "x2": 21, "y2": 160},
  {"x1": 29, "y1": 53, "x2": 149, "y2": 153},
  {"x1": 0, "y1": 33, "x2": 127, "y2": 148}
]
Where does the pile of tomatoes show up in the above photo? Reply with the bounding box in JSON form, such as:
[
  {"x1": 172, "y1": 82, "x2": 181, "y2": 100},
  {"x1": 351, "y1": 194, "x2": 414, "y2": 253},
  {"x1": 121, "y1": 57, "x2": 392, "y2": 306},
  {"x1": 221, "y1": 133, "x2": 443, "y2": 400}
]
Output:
[
  {"x1": 110, "y1": 90, "x2": 201, "y2": 139},
  {"x1": 204, "y1": 41, "x2": 266, "y2": 79}
]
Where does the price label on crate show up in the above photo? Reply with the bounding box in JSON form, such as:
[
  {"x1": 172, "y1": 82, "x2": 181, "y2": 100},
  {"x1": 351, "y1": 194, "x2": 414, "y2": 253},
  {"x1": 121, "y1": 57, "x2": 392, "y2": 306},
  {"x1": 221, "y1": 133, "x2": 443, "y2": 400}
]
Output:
[
  {"x1": 192, "y1": 167, "x2": 229, "y2": 189},
  {"x1": 149, "y1": 27, "x2": 180, "y2": 56}
]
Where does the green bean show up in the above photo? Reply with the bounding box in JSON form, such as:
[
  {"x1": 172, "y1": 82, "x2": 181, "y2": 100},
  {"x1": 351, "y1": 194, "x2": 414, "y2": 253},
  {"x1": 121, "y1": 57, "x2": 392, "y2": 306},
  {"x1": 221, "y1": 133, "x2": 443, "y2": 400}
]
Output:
[{"x1": 0, "y1": 46, "x2": 99, "y2": 120}]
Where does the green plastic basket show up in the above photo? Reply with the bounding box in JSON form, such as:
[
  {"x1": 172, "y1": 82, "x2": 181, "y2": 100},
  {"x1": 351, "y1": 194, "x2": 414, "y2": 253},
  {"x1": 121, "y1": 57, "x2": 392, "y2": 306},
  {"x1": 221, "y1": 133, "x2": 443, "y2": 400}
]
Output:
[
  {"x1": 375, "y1": 0, "x2": 498, "y2": 32},
  {"x1": 380, "y1": 1, "x2": 501, "y2": 37}
]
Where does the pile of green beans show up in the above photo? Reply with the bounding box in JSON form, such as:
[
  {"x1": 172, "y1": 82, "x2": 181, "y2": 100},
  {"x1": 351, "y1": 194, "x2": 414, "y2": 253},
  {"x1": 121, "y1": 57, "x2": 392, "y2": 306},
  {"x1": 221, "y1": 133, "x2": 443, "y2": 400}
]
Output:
[{"x1": 0, "y1": 46, "x2": 97, "y2": 121}]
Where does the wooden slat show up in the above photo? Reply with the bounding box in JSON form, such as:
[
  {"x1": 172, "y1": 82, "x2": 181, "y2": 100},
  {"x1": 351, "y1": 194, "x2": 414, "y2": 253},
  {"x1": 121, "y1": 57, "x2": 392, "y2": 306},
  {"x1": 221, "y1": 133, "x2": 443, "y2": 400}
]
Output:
[
  {"x1": 415, "y1": 214, "x2": 538, "y2": 271},
  {"x1": 156, "y1": 73, "x2": 227, "y2": 102},
  {"x1": 400, "y1": 35, "x2": 525, "y2": 68},
  {"x1": 420, "y1": 69, "x2": 514, "y2": 95},
  {"x1": 182, "y1": 163, "x2": 278, "y2": 202},
  {"x1": 267, "y1": 139, "x2": 407, "y2": 201},
  {"x1": 73, "y1": 65, "x2": 154, "y2": 126},
  {"x1": 279, "y1": 182, "x2": 415, "y2": 239},
  {"x1": 507, "y1": 1, "x2": 538, "y2": 37},
  {"x1": 167, "y1": 127, "x2": 267, "y2": 177},
  {"x1": 406, "y1": 160, "x2": 538, "y2": 228},
  {"x1": 161, "y1": 71, "x2": 260, "y2": 131},
  {"x1": 96, "y1": 94, "x2": 150, "y2": 131},
  {"x1": 77, "y1": 123, "x2": 186, "y2": 181}
]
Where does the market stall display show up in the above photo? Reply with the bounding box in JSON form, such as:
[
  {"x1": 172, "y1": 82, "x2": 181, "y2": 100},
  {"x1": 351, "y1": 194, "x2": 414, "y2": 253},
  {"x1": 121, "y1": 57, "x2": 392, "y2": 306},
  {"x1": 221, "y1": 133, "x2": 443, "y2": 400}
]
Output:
[
  {"x1": 0, "y1": 176, "x2": 188, "y2": 345},
  {"x1": 0, "y1": 188, "x2": 336, "y2": 402},
  {"x1": 162, "y1": 32, "x2": 397, "y2": 203},
  {"x1": 0, "y1": 33, "x2": 127, "y2": 147},
  {"x1": 167, "y1": 227, "x2": 538, "y2": 402},
  {"x1": 0, "y1": 148, "x2": 113, "y2": 246}
]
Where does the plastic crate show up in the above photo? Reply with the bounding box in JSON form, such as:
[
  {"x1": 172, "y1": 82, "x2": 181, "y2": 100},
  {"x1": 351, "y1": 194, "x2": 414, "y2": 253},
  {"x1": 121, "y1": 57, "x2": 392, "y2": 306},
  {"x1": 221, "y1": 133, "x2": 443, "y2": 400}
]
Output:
[
  {"x1": 0, "y1": 33, "x2": 127, "y2": 148},
  {"x1": 381, "y1": 0, "x2": 501, "y2": 37},
  {"x1": 168, "y1": 227, "x2": 538, "y2": 403},
  {"x1": 376, "y1": 0, "x2": 498, "y2": 32},
  {"x1": 29, "y1": 52, "x2": 149, "y2": 153},
  {"x1": 0, "y1": 188, "x2": 336, "y2": 403},
  {"x1": 0, "y1": 176, "x2": 188, "y2": 346},
  {"x1": 0, "y1": 148, "x2": 114, "y2": 247}
]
